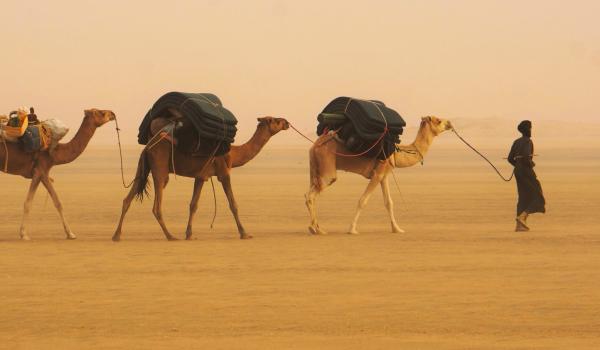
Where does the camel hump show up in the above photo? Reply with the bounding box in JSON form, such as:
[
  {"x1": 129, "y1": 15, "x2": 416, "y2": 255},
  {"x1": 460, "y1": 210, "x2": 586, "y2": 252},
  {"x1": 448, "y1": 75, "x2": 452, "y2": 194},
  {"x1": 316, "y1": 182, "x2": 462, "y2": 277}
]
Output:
[
  {"x1": 150, "y1": 117, "x2": 173, "y2": 135},
  {"x1": 312, "y1": 133, "x2": 338, "y2": 148}
]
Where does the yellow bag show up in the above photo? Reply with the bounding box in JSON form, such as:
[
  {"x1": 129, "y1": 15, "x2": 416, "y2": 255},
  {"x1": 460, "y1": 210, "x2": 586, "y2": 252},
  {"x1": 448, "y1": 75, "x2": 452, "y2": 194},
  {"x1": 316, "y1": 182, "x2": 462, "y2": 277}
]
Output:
[
  {"x1": 3, "y1": 110, "x2": 29, "y2": 138},
  {"x1": 40, "y1": 124, "x2": 52, "y2": 151}
]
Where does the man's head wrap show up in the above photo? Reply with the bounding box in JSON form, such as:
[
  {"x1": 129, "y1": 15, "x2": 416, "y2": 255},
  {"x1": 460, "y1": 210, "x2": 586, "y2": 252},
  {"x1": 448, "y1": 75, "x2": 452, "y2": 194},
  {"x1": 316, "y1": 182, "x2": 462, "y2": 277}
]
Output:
[{"x1": 518, "y1": 120, "x2": 532, "y2": 137}]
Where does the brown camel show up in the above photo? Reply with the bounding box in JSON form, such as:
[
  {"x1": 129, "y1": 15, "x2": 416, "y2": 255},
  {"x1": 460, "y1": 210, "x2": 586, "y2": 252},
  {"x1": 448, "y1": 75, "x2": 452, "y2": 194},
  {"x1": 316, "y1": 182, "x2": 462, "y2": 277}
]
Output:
[
  {"x1": 305, "y1": 116, "x2": 452, "y2": 235},
  {"x1": 112, "y1": 116, "x2": 290, "y2": 241},
  {"x1": 0, "y1": 109, "x2": 116, "y2": 240}
]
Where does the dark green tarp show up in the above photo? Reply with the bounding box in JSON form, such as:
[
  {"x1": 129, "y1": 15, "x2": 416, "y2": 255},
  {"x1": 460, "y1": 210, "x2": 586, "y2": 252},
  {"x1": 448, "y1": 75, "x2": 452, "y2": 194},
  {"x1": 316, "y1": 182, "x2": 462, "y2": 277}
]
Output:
[
  {"x1": 316, "y1": 97, "x2": 405, "y2": 159},
  {"x1": 138, "y1": 92, "x2": 237, "y2": 156}
]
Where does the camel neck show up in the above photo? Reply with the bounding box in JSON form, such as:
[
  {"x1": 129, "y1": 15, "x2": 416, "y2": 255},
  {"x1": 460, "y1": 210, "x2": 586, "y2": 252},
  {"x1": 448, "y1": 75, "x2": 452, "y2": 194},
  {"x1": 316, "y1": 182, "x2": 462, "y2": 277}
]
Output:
[
  {"x1": 412, "y1": 122, "x2": 434, "y2": 155},
  {"x1": 229, "y1": 125, "x2": 272, "y2": 167},
  {"x1": 393, "y1": 122, "x2": 435, "y2": 167},
  {"x1": 51, "y1": 116, "x2": 97, "y2": 165}
]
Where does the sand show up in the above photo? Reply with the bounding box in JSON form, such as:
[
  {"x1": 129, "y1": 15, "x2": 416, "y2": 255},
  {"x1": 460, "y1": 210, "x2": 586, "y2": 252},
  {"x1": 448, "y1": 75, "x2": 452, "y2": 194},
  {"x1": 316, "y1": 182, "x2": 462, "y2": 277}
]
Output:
[{"x1": 1, "y1": 145, "x2": 599, "y2": 349}]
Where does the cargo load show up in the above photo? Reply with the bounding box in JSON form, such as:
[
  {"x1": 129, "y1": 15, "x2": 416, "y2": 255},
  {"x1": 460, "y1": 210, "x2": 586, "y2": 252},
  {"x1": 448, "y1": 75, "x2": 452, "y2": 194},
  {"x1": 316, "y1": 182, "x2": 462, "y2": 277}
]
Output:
[
  {"x1": 138, "y1": 92, "x2": 238, "y2": 156},
  {"x1": 1, "y1": 109, "x2": 69, "y2": 153},
  {"x1": 316, "y1": 97, "x2": 406, "y2": 159}
]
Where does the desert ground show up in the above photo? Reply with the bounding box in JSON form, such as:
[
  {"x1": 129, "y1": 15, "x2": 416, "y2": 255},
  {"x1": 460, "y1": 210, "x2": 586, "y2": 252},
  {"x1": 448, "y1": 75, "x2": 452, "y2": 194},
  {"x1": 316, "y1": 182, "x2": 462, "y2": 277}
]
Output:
[{"x1": 1, "y1": 144, "x2": 599, "y2": 349}]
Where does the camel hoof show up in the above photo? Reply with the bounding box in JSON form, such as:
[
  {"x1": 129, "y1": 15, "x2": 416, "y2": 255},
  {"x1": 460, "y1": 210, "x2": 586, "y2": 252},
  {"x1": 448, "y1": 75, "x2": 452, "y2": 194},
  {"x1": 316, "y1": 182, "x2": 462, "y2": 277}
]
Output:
[
  {"x1": 392, "y1": 227, "x2": 405, "y2": 233},
  {"x1": 240, "y1": 234, "x2": 253, "y2": 240},
  {"x1": 166, "y1": 236, "x2": 179, "y2": 241},
  {"x1": 185, "y1": 235, "x2": 196, "y2": 240},
  {"x1": 66, "y1": 233, "x2": 77, "y2": 240},
  {"x1": 308, "y1": 226, "x2": 327, "y2": 235},
  {"x1": 112, "y1": 235, "x2": 121, "y2": 242},
  {"x1": 347, "y1": 230, "x2": 360, "y2": 235},
  {"x1": 20, "y1": 235, "x2": 31, "y2": 241}
]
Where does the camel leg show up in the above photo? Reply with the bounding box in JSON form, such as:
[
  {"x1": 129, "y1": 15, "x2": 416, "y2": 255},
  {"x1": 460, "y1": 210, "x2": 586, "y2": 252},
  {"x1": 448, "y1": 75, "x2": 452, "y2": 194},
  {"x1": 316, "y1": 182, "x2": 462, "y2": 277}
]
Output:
[
  {"x1": 306, "y1": 143, "x2": 337, "y2": 235},
  {"x1": 219, "y1": 175, "x2": 250, "y2": 239},
  {"x1": 152, "y1": 173, "x2": 177, "y2": 241},
  {"x1": 18, "y1": 174, "x2": 42, "y2": 240},
  {"x1": 305, "y1": 184, "x2": 328, "y2": 235},
  {"x1": 112, "y1": 184, "x2": 137, "y2": 242},
  {"x1": 381, "y1": 176, "x2": 405, "y2": 233},
  {"x1": 348, "y1": 175, "x2": 383, "y2": 235},
  {"x1": 185, "y1": 178, "x2": 205, "y2": 240},
  {"x1": 41, "y1": 176, "x2": 76, "y2": 240}
]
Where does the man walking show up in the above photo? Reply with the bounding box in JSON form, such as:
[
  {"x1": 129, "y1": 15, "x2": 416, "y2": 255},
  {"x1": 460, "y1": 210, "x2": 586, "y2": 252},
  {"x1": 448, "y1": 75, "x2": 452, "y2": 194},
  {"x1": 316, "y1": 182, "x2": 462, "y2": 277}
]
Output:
[{"x1": 508, "y1": 120, "x2": 546, "y2": 231}]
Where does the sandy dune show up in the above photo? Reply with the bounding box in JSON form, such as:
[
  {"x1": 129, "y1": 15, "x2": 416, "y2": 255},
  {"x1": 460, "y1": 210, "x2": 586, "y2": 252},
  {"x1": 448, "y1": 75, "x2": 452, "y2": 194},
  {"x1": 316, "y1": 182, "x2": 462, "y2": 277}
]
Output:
[{"x1": 1, "y1": 146, "x2": 599, "y2": 349}]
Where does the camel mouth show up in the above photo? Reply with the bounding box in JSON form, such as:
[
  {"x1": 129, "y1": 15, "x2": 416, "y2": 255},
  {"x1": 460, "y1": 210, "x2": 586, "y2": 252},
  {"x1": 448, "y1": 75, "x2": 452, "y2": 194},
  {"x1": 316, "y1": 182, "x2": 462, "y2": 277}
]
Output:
[
  {"x1": 445, "y1": 121, "x2": 453, "y2": 130},
  {"x1": 277, "y1": 118, "x2": 290, "y2": 130}
]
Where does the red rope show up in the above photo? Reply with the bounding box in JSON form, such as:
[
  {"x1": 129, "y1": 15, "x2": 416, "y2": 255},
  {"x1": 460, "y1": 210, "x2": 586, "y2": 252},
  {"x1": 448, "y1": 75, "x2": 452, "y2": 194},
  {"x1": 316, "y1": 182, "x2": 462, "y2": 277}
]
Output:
[{"x1": 290, "y1": 123, "x2": 388, "y2": 158}]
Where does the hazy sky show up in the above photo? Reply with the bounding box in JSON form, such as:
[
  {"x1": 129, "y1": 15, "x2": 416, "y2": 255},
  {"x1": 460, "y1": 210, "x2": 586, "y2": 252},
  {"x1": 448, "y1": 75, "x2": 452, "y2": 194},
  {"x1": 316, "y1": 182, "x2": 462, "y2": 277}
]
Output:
[{"x1": 2, "y1": 0, "x2": 599, "y2": 144}]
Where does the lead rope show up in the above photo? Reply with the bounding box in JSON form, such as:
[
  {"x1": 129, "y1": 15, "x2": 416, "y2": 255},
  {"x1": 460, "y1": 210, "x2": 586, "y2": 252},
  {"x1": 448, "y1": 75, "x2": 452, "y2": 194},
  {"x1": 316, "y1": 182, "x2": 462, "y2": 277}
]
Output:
[
  {"x1": 115, "y1": 116, "x2": 177, "y2": 189},
  {"x1": 381, "y1": 147, "x2": 415, "y2": 214},
  {"x1": 114, "y1": 117, "x2": 134, "y2": 188},
  {"x1": 170, "y1": 125, "x2": 176, "y2": 179},
  {"x1": 210, "y1": 177, "x2": 217, "y2": 229},
  {"x1": 451, "y1": 127, "x2": 514, "y2": 182},
  {"x1": 289, "y1": 124, "x2": 314, "y2": 143},
  {"x1": 0, "y1": 130, "x2": 7, "y2": 172}
]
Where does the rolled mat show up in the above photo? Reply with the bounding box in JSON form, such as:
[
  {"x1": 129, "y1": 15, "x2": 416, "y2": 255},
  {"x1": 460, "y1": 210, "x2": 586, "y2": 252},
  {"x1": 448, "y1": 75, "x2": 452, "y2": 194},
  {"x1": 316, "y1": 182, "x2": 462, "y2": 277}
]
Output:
[
  {"x1": 138, "y1": 92, "x2": 238, "y2": 156},
  {"x1": 316, "y1": 97, "x2": 406, "y2": 159}
]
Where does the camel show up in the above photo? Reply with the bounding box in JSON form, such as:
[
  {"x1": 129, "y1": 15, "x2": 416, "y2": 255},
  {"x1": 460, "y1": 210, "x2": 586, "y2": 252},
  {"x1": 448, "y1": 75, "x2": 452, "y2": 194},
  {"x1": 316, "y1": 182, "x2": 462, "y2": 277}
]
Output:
[
  {"x1": 112, "y1": 116, "x2": 290, "y2": 241},
  {"x1": 305, "y1": 116, "x2": 452, "y2": 235},
  {"x1": 0, "y1": 109, "x2": 116, "y2": 240}
]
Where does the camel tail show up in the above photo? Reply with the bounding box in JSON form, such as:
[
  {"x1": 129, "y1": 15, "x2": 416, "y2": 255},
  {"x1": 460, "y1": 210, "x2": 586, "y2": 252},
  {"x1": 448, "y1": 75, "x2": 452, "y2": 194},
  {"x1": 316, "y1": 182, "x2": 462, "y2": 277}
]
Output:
[{"x1": 134, "y1": 151, "x2": 151, "y2": 202}]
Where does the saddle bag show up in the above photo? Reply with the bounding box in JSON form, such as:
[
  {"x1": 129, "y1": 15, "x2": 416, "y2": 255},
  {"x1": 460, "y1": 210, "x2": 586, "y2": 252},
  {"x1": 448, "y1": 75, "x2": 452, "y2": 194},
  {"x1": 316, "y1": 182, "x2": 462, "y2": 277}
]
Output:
[{"x1": 20, "y1": 125, "x2": 50, "y2": 153}]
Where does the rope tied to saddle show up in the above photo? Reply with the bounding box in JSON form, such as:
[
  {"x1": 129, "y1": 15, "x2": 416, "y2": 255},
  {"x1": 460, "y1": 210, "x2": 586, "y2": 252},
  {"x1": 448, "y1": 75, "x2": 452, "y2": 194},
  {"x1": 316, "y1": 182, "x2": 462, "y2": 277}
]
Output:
[
  {"x1": 289, "y1": 123, "x2": 389, "y2": 158},
  {"x1": 395, "y1": 145, "x2": 424, "y2": 165},
  {"x1": 290, "y1": 99, "x2": 392, "y2": 158},
  {"x1": 114, "y1": 116, "x2": 132, "y2": 188}
]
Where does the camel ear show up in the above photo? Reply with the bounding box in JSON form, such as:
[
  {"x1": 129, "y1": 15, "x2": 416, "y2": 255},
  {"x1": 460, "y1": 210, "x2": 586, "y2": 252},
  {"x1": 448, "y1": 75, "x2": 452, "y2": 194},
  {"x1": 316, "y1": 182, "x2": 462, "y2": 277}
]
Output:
[{"x1": 84, "y1": 109, "x2": 99, "y2": 118}]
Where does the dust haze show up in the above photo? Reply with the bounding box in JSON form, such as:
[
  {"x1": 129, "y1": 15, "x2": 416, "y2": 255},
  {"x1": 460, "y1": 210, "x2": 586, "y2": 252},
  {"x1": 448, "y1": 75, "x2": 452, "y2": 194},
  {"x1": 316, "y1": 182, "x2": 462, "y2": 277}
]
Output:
[{"x1": 2, "y1": 1, "x2": 600, "y2": 349}]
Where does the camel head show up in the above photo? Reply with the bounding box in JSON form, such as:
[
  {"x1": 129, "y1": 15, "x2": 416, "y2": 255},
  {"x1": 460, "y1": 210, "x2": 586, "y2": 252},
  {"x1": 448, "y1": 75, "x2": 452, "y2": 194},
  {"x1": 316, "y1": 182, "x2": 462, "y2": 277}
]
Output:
[
  {"x1": 421, "y1": 116, "x2": 452, "y2": 136},
  {"x1": 257, "y1": 116, "x2": 290, "y2": 135},
  {"x1": 84, "y1": 108, "x2": 116, "y2": 127}
]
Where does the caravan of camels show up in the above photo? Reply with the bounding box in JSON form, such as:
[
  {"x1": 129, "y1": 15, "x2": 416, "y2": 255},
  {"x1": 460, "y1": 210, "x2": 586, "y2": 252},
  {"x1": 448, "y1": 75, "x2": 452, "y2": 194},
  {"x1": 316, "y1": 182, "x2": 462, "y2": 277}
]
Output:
[{"x1": 0, "y1": 94, "x2": 453, "y2": 241}]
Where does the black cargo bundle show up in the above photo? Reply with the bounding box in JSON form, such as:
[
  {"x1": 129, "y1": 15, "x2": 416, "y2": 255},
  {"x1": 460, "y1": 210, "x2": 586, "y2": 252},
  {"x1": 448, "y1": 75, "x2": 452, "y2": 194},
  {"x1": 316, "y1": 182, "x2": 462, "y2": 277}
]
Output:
[
  {"x1": 138, "y1": 92, "x2": 238, "y2": 156},
  {"x1": 316, "y1": 97, "x2": 406, "y2": 159}
]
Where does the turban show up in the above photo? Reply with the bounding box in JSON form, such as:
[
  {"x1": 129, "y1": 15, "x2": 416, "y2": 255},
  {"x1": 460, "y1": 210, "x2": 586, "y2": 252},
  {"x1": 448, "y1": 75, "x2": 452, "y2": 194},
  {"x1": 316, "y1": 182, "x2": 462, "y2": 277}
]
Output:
[{"x1": 518, "y1": 120, "x2": 532, "y2": 137}]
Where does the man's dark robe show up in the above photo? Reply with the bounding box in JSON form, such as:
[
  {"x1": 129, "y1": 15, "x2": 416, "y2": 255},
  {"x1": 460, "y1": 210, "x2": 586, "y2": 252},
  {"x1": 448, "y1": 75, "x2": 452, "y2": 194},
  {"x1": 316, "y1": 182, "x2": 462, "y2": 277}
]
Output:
[{"x1": 508, "y1": 136, "x2": 546, "y2": 215}]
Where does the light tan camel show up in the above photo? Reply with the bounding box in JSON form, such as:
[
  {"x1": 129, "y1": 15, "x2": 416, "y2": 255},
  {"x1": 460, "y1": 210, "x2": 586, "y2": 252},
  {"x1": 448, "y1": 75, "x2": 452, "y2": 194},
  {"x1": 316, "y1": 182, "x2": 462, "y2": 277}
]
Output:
[
  {"x1": 305, "y1": 116, "x2": 452, "y2": 235},
  {"x1": 0, "y1": 109, "x2": 116, "y2": 240},
  {"x1": 112, "y1": 116, "x2": 290, "y2": 241}
]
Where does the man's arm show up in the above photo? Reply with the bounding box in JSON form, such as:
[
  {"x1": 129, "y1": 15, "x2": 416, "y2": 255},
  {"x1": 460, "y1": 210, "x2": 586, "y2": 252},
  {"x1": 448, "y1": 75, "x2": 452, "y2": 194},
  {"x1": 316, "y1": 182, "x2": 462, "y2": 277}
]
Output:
[{"x1": 507, "y1": 140, "x2": 518, "y2": 166}]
